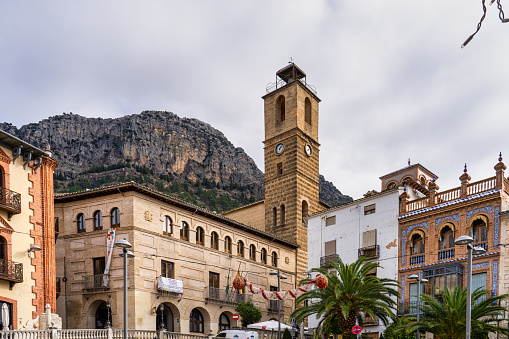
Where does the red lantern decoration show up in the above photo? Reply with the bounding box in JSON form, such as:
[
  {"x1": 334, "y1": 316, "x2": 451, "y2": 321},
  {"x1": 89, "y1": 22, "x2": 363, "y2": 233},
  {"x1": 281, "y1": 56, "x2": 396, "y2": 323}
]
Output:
[
  {"x1": 232, "y1": 276, "x2": 246, "y2": 290},
  {"x1": 315, "y1": 275, "x2": 328, "y2": 289}
]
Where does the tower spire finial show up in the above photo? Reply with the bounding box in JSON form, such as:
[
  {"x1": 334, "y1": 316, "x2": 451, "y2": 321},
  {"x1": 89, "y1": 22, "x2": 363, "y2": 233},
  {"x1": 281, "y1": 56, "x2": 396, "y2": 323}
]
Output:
[
  {"x1": 408, "y1": 158, "x2": 411, "y2": 166},
  {"x1": 464, "y1": 163, "x2": 468, "y2": 173},
  {"x1": 499, "y1": 152, "x2": 503, "y2": 162}
]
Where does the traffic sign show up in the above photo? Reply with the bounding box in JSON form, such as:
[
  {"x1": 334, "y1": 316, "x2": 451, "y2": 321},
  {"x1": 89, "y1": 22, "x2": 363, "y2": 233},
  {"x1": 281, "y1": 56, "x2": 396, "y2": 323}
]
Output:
[
  {"x1": 232, "y1": 314, "x2": 240, "y2": 321},
  {"x1": 352, "y1": 325, "x2": 362, "y2": 335}
]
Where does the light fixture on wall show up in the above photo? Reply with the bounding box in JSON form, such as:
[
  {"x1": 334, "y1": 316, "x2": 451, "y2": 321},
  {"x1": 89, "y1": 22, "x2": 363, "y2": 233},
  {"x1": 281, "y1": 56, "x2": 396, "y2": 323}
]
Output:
[{"x1": 27, "y1": 245, "x2": 41, "y2": 257}]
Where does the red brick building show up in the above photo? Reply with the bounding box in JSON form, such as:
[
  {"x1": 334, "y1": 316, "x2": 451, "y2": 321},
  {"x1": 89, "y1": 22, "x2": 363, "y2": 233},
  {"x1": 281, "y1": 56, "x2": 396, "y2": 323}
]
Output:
[{"x1": 0, "y1": 130, "x2": 58, "y2": 329}]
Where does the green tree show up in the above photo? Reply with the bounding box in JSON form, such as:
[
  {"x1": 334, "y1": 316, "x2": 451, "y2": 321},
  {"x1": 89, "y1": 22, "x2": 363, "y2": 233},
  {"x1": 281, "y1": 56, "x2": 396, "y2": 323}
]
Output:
[
  {"x1": 291, "y1": 257, "x2": 399, "y2": 339},
  {"x1": 397, "y1": 286, "x2": 509, "y2": 339},
  {"x1": 282, "y1": 328, "x2": 291, "y2": 339},
  {"x1": 235, "y1": 300, "x2": 262, "y2": 327}
]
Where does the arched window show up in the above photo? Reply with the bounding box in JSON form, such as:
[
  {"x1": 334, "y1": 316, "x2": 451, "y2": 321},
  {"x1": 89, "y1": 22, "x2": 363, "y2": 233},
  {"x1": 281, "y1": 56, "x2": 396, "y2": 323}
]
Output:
[
  {"x1": 189, "y1": 309, "x2": 204, "y2": 333},
  {"x1": 473, "y1": 218, "x2": 488, "y2": 247},
  {"x1": 261, "y1": 248, "x2": 267, "y2": 264},
  {"x1": 196, "y1": 227, "x2": 204, "y2": 245},
  {"x1": 0, "y1": 236, "x2": 6, "y2": 261},
  {"x1": 305, "y1": 97, "x2": 312, "y2": 125},
  {"x1": 163, "y1": 216, "x2": 172, "y2": 235},
  {"x1": 249, "y1": 244, "x2": 256, "y2": 261},
  {"x1": 156, "y1": 304, "x2": 174, "y2": 332},
  {"x1": 273, "y1": 207, "x2": 277, "y2": 227},
  {"x1": 110, "y1": 208, "x2": 120, "y2": 227},
  {"x1": 77, "y1": 213, "x2": 86, "y2": 233},
  {"x1": 440, "y1": 226, "x2": 454, "y2": 250},
  {"x1": 237, "y1": 240, "x2": 244, "y2": 257},
  {"x1": 93, "y1": 211, "x2": 103, "y2": 231},
  {"x1": 280, "y1": 204, "x2": 285, "y2": 225},
  {"x1": 411, "y1": 233, "x2": 425, "y2": 255},
  {"x1": 95, "y1": 301, "x2": 111, "y2": 329},
  {"x1": 218, "y1": 312, "x2": 230, "y2": 331},
  {"x1": 387, "y1": 182, "x2": 397, "y2": 190},
  {"x1": 211, "y1": 232, "x2": 219, "y2": 250},
  {"x1": 271, "y1": 252, "x2": 278, "y2": 267},
  {"x1": 180, "y1": 221, "x2": 189, "y2": 241},
  {"x1": 225, "y1": 236, "x2": 232, "y2": 254},
  {"x1": 276, "y1": 95, "x2": 285, "y2": 122},
  {"x1": 302, "y1": 200, "x2": 309, "y2": 218}
]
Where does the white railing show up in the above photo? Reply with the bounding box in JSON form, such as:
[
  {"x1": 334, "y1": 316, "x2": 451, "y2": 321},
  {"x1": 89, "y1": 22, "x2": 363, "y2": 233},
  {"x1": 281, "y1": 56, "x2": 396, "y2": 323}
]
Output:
[{"x1": 0, "y1": 330, "x2": 208, "y2": 339}]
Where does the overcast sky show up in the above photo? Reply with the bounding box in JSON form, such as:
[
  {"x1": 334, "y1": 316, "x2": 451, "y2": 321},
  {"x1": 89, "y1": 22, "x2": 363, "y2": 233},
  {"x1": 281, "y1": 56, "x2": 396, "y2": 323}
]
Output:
[{"x1": 1, "y1": 1, "x2": 508, "y2": 199}]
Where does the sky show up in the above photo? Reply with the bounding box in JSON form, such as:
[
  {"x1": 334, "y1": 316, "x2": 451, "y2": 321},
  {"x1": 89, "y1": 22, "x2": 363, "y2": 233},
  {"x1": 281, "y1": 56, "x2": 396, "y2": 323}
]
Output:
[{"x1": 1, "y1": 1, "x2": 509, "y2": 200}]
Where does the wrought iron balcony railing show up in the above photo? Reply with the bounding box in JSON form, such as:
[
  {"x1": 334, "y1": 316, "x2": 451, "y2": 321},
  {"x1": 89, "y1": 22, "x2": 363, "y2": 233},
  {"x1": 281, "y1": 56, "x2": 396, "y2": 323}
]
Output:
[
  {"x1": 83, "y1": 274, "x2": 110, "y2": 292},
  {"x1": 474, "y1": 242, "x2": 488, "y2": 251},
  {"x1": 268, "y1": 300, "x2": 284, "y2": 313},
  {"x1": 358, "y1": 245, "x2": 380, "y2": 259},
  {"x1": 205, "y1": 286, "x2": 246, "y2": 305},
  {"x1": 0, "y1": 187, "x2": 21, "y2": 215},
  {"x1": 320, "y1": 254, "x2": 339, "y2": 268},
  {"x1": 0, "y1": 258, "x2": 23, "y2": 284}
]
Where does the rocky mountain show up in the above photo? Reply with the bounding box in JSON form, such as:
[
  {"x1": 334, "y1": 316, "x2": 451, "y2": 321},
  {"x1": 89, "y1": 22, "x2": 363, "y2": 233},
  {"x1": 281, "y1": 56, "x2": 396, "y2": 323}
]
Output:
[{"x1": 0, "y1": 111, "x2": 352, "y2": 211}]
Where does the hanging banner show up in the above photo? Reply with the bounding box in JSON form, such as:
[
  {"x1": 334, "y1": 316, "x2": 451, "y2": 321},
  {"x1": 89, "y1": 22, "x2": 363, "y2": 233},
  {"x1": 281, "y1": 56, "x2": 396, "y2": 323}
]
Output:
[{"x1": 103, "y1": 228, "x2": 116, "y2": 287}]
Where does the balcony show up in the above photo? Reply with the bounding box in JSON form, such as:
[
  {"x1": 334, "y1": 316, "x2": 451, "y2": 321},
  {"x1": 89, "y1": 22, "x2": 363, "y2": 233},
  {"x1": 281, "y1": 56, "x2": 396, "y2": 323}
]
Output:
[
  {"x1": 363, "y1": 313, "x2": 378, "y2": 326},
  {"x1": 0, "y1": 258, "x2": 23, "y2": 288},
  {"x1": 438, "y1": 248, "x2": 455, "y2": 260},
  {"x1": 409, "y1": 254, "x2": 425, "y2": 266},
  {"x1": 358, "y1": 245, "x2": 380, "y2": 260},
  {"x1": 83, "y1": 274, "x2": 110, "y2": 292},
  {"x1": 474, "y1": 242, "x2": 488, "y2": 251},
  {"x1": 320, "y1": 254, "x2": 339, "y2": 268},
  {"x1": 0, "y1": 187, "x2": 21, "y2": 216},
  {"x1": 268, "y1": 300, "x2": 284, "y2": 313},
  {"x1": 205, "y1": 286, "x2": 246, "y2": 305}
]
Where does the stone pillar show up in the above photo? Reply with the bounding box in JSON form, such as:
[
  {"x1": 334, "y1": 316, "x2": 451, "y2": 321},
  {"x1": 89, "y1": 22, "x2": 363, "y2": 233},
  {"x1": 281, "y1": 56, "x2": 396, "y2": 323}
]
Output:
[
  {"x1": 399, "y1": 191, "x2": 409, "y2": 214},
  {"x1": 428, "y1": 181, "x2": 439, "y2": 207},
  {"x1": 460, "y1": 164, "x2": 471, "y2": 199},
  {"x1": 494, "y1": 153, "x2": 506, "y2": 189}
]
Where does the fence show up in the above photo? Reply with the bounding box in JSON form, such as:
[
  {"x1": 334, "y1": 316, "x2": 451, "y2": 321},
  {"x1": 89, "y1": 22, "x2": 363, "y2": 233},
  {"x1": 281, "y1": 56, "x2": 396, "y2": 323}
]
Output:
[{"x1": 0, "y1": 329, "x2": 209, "y2": 339}]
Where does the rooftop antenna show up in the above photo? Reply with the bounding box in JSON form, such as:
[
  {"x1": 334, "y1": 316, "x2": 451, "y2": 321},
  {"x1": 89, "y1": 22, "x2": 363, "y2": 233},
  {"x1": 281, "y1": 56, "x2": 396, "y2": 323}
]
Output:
[
  {"x1": 289, "y1": 57, "x2": 293, "y2": 63},
  {"x1": 408, "y1": 158, "x2": 411, "y2": 166}
]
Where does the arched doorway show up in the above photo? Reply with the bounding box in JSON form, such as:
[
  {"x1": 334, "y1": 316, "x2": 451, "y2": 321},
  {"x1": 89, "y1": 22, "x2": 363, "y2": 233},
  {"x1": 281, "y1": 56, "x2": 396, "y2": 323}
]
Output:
[
  {"x1": 156, "y1": 303, "x2": 174, "y2": 331},
  {"x1": 218, "y1": 312, "x2": 230, "y2": 331},
  {"x1": 189, "y1": 308, "x2": 204, "y2": 333},
  {"x1": 95, "y1": 302, "x2": 111, "y2": 329}
]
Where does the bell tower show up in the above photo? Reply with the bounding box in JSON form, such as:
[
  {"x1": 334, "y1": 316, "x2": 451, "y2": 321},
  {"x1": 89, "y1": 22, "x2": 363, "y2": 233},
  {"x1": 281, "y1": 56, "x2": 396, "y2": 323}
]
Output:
[{"x1": 263, "y1": 63, "x2": 321, "y2": 272}]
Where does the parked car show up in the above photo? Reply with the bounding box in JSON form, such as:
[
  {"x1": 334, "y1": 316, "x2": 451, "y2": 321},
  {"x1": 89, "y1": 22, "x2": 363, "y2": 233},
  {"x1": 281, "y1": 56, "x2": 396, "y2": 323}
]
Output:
[{"x1": 216, "y1": 330, "x2": 259, "y2": 339}]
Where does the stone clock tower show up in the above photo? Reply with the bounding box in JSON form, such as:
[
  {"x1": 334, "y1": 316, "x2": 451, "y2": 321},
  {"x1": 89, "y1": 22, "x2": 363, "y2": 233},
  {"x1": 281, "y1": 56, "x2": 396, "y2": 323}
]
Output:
[{"x1": 263, "y1": 63, "x2": 321, "y2": 275}]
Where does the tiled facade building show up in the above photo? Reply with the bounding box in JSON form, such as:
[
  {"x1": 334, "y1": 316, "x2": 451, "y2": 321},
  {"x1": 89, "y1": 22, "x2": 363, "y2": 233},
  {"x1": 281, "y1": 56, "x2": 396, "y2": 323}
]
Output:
[
  {"x1": 396, "y1": 158, "x2": 509, "y2": 314},
  {"x1": 0, "y1": 130, "x2": 58, "y2": 329}
]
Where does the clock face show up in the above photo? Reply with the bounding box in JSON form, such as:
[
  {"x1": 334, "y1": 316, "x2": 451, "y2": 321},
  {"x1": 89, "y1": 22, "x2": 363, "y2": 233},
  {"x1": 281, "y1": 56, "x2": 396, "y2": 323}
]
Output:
[
  {"x1": 305, "y1": 144, "x2": 312, "y2": 156},
  {"x1": 275, "y1": 143, "x2": 284, "y2": 155}
]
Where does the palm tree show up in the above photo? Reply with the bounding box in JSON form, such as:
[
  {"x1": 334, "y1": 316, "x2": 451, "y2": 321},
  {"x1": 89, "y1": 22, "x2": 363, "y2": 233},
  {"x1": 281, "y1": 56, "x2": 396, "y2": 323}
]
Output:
[
  {"x1": 397, "y1": 286, "x2": 509, "y2": 339},
  {"x1": 291, "y1": 257, "x2": 399, "y2": 338}
]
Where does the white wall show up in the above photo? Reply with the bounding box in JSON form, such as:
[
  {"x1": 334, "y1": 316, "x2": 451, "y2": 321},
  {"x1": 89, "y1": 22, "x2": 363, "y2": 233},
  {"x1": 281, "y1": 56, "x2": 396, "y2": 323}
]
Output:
[{"x1": 306, "y1": 189, "x2": 401, "y2": 335}]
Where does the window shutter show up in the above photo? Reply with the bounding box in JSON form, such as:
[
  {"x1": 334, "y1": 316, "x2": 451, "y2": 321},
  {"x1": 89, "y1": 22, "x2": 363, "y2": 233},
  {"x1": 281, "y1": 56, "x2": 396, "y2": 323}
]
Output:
[
  {"x1": 362, "y1": 229, "x2": 377, "y2": 247},
  {"x1": 324, "y1": 240, "x2": 336, "y2": 256}
]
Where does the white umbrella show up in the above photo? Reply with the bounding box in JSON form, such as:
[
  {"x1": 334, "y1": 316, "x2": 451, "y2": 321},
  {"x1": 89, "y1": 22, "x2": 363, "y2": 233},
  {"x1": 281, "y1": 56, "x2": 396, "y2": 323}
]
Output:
[
  {"x1": 247, "y1": 320, "x2": 292, "y2": 331},
  {"x1": 1, "y1": 303, "x2": 9, "y2": 330}
]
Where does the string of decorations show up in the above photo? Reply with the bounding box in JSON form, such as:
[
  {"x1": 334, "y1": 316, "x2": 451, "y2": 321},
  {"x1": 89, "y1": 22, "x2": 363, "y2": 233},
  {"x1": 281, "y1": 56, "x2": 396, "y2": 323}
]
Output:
[
  {"x1": 462, "y1": 0, "x2": 508, "y2": 48},
  {"x1": 232, "y1": 273, "x2": 328, "y2": 300}
]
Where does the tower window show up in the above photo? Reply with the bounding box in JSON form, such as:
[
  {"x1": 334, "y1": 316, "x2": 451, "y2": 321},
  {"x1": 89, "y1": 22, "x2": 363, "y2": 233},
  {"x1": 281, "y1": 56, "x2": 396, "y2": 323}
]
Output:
[
  {"x1": 277, "y1": 162, "x2": 283, "y2": 176},
  {"x1": 280, "y1": 204, "x2": 285, "y2": 225},
  {"x1": 273, "y1": 207, "x2": 277, "y2": 227},
  {"x1": 302, "y1": 200, "x2": 309, "y2": 218},
  {"x1": 305, "y1": 98, "x2": 312, "y2": 125},
  {"x1": 276, "y1": 95, "x2": 285, "y2": 123},
  {"x1": 77, "y1": 213, "x2": 86, "y2": 233}
]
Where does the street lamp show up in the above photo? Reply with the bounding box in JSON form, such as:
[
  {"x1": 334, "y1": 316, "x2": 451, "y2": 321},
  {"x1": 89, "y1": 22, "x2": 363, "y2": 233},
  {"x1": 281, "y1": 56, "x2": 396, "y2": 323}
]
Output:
[
  {"x1": 270, "y1": 269, "x2": 287, "y2": 339},
  {"x1": 408, "y1": 274, "x2": 428, "y2": 339},
  {"x1": 454, "y1": 235, "x2": 486, "y2": 339},
  {"x1": 115, "y1": 239, "x2": 134, "y2": 339},
  {"x1": 105, "y1": 300, "x2": 111, "y2": 328},
  {"x1": 159, "y1": 304, "x2": 165, "y2": 330}
]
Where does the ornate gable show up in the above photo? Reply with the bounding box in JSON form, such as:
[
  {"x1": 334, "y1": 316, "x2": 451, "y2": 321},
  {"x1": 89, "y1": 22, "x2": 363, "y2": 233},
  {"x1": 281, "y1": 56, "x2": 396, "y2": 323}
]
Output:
[
  {"x1": 0, "y1": 147, "x2": 10, "y2": 164},
  {"x1": 0, "y1": 215, "x2": 14, "y2": 233}
]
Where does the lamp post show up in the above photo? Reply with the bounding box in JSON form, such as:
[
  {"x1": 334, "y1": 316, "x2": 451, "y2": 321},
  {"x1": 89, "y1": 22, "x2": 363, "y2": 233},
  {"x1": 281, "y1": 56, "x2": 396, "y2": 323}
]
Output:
[
  {"x1": 159, "y1": 304, "x2": 165, "y2": 330},
  {"x1": 115, "y1": 239, "x2": 134, "y2": 339},
  {"x1": 408, "y1": 274, "x2": 428, "y2": 339},
  {"x1": 105, "y1": 301, "x2": 111, "y2": 328},
  {"x1": 454, "y1": 235, "x2": 487, "y2": 339},
  {"x1": 270, "y1": 269, "x2": 287, "y2": 339}
]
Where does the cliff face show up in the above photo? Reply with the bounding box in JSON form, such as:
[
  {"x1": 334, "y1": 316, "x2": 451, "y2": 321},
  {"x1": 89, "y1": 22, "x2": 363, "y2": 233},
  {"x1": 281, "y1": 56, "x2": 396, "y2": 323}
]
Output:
[{"x1": 0, "y1": 111, "x2": 351, "y2": 211}]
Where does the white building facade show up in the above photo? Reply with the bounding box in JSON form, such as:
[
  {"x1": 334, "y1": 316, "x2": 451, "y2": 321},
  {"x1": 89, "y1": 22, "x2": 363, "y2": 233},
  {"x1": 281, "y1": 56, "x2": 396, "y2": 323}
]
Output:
[{"x1": 306, "y1": 189, "x2": 401, "y2": 339}]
